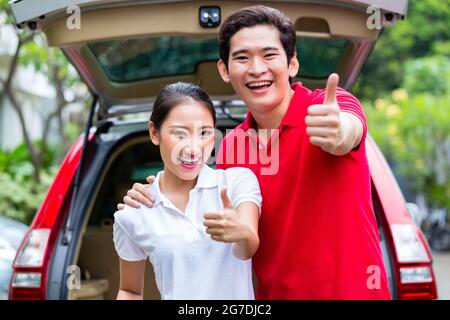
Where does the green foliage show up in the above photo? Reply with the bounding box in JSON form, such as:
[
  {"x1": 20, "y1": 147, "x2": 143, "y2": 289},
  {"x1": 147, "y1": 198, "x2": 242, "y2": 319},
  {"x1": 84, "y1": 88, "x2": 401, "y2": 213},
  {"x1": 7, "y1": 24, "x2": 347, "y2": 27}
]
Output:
[
  {"x1": 366, "y1": 55, "x2": 450, "y2": 211},
  {"x1": 1, "y1": 0, "x2": 83, "y2": 93},
  {"x1": 0, "y1": 169, "x2": 56, "y2": 225},
  {"x1": 19, "y1": 39, "x2": 50, "y2": 72},
  {"x1": 354, "y1": 0, "x2": 450, "y2": 99},
  {"x1": 0, "y1": 0, "x2": 14, "y2": 25},
  {"x1": 64, "y1": 121, "x2": 84, "y2": 144},
  {"x1": 0, "y1": 143, "x2": 58, "y2": 224},
  {"x1": 0, "y1": 141, "x2": 56, "y2": 177},
  {"x1": 403, "y1": 56, "x2": 450, "y2": 96}
]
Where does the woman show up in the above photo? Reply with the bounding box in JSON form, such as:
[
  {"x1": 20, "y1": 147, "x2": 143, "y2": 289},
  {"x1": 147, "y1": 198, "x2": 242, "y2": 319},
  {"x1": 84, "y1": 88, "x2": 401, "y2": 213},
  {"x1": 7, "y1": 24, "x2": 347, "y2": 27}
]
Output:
[{"x1": 113, "y1": 82, "x2": 261, "y2": 300}]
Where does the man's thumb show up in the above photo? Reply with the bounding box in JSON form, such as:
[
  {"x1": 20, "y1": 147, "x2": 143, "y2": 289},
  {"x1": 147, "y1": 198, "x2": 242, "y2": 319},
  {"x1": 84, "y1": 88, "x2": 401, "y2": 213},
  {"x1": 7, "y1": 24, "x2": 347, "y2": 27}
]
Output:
[
  {"x1": 324, "y1": 73, "x2": 339, "y2": 104},
  {"x1": 220, "y1": 187, "x2": 232, "y2": 209}
]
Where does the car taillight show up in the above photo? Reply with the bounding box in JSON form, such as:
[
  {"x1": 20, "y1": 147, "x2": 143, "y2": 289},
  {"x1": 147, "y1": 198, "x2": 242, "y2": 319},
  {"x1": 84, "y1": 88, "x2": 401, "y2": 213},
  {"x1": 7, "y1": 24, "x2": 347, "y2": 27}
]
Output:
[
  {"x1": 9, "y1": 229, "x2": 51, "y2": 300},
  {"x1": 398, "y1": 265, "x2": 437, "y2": 299},
  {"x1": 15, "y1": 229, "x2": 50, "y2": 268},
  {"x1": 391, "y1": 224, "x2": 429, "y2": 263},
  {"x1": 391, "y1": 224, "x2": 437, "y2": 299},
  {"x1": 12, "y1": 273, "x2": 42, "y2": 288}
]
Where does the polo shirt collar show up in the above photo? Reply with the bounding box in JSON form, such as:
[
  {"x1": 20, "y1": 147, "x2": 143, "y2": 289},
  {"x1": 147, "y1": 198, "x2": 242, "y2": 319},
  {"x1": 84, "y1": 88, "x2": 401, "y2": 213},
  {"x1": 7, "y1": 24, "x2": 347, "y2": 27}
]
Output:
[
  {"x1": 149, "y1": 165, "x2": 218, "y2": 207},
  {"x1": 279, "y1": 82, "x2": 307, "y2": 128},
  {"x1": 240, "y1": 82, "x2": 307, "y2": 131},
  {"x1": 149, "y1": 172, "x2": 164, "y2": 207},
  {"x1": 240, "y1": 110, "x2": 257, "y2": 131},
  {"x1": 195, "y1": 164, "x2": 218, "y2": 188}
]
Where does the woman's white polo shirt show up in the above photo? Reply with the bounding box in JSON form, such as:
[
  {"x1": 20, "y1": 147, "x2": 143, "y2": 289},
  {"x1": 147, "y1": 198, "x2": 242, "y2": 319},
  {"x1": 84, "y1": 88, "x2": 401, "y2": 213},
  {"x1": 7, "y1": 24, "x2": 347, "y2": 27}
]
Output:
[{"x1": 113, "y1": 165, "x2": 262, "y2": 300}]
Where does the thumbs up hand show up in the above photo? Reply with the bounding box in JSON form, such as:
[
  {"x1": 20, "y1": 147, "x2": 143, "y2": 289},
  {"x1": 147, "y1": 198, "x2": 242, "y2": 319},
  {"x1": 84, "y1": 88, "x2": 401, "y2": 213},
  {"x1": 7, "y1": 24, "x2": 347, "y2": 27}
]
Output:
[
  {"x1": 305, "y1": 73, "x2": 343, "y2": 154},
  {"x1": 220, "y1": 187, "x2": 233, "y2": 210},
  {"x1": 305, "y1": 73, "x2": 363, "y2": 156},
  {"x1": 203, "y1": 187, "x2": 251, "y2": 243}
]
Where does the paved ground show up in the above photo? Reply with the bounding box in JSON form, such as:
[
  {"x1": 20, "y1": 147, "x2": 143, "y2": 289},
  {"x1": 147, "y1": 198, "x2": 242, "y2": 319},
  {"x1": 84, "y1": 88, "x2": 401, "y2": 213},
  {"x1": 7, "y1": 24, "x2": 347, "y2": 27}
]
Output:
[{"x1": 432, "y1": 251, "x2": 450, "y2": 300}]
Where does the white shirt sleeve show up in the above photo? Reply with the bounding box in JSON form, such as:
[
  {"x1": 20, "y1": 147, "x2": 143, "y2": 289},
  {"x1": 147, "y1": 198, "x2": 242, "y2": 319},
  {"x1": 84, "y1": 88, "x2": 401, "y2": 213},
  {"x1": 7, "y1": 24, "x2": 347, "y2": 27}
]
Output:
[
  {"x1": 225, "y1": 168, "x2": 262, "y2": 217},
  {"x1": 113, "y1": 207, "x2": 147, "y2": 261}
]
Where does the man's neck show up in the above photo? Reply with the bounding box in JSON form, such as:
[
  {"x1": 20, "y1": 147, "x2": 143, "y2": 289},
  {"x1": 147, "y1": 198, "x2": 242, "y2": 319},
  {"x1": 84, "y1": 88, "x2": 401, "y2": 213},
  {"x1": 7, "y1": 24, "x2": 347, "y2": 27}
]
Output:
[{"x1": 250, "y1": 87, "x2": 294, "y2": 130}]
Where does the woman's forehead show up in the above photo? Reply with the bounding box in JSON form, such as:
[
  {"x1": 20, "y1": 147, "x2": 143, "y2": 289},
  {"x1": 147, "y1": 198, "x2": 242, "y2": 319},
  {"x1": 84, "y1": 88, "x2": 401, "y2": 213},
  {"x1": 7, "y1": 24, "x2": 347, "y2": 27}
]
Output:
[{"x1": 164, "y1": 103, "x2": 214, "y2": 125}]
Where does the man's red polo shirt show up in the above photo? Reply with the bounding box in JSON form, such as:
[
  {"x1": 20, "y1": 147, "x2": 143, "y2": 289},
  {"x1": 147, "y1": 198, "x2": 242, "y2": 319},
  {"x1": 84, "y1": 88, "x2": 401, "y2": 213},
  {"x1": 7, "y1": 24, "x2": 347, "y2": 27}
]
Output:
[{"x1": 216, "y1": 82, "x2": 391, "y2": 299}]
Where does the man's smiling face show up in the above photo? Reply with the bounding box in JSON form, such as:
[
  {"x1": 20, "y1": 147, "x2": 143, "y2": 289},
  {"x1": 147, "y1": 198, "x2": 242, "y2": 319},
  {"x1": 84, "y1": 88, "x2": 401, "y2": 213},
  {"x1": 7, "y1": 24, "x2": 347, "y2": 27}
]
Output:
[{"x1": 218, "y1": 25, "x2": 299, "y2": 114}]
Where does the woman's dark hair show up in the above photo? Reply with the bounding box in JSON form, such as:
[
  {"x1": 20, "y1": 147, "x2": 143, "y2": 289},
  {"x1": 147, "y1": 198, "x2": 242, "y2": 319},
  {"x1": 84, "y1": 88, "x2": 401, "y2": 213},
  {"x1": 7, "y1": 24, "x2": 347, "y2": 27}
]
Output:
[
  {"x1": 150, "y1": 82, "x2": 216, "y2": 130},
  {"x1": 218, "y1": 5, "x2": 296, "y2": 68}
]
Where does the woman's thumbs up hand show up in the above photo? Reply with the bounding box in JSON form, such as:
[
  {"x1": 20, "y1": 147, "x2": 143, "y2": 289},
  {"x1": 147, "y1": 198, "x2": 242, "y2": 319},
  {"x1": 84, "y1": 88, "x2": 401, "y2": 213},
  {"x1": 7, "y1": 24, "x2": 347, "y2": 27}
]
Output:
[{"x1": 203, "y1": 187, "x2": 251, "y2": 243}]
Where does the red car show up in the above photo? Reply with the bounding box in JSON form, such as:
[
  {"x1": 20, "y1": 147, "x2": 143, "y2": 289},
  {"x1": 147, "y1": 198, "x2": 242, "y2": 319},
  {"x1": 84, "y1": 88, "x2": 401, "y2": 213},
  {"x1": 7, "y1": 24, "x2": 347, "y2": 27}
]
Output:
[{"x1": 8, "y1": 0, "x2": 437, "y2": 300}]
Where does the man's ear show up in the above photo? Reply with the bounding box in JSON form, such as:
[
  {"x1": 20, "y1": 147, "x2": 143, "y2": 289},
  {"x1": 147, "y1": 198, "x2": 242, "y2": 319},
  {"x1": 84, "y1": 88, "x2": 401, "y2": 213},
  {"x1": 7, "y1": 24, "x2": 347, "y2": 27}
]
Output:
[
  {"x1": 217, "y1": 59, "x2": 231, "y2": 83},
  {"x1": 148, "y1": 122, "x2": 160, "y2": 145},
  {"x1": 288, "y1": 52, "x2": 300, "y2": 78}
]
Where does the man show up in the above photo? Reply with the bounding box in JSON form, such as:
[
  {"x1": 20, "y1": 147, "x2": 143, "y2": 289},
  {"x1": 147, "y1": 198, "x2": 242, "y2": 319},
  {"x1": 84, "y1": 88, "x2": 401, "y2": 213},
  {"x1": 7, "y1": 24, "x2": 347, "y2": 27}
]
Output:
[{"x1": 119, "y1": 5, "x2": 391, "y2": 299}]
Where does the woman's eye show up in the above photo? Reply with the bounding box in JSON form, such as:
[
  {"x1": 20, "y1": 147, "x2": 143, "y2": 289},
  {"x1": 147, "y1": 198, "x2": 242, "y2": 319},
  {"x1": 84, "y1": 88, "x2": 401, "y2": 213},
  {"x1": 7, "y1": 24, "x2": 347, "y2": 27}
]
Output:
[
  {"x1": 201, "y1": 130, "x2": 213, "y2": 137},
  {"x1": 173, "y1": 131, "x2": 186, "y2": 138}
]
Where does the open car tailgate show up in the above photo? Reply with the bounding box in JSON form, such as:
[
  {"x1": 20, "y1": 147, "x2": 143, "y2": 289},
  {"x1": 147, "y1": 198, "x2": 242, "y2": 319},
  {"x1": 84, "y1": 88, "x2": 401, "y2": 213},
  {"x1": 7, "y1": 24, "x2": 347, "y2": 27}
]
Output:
[{"x1": 9, "y1": 0, "x2": 408, "y2": 118}]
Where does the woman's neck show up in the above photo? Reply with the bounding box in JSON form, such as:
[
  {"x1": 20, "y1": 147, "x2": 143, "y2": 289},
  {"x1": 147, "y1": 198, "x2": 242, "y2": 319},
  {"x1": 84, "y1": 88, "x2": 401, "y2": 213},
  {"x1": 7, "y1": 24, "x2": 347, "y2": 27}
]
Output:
[{"x1": 159, "y1": 167, "x2": 197, "y2": 212}]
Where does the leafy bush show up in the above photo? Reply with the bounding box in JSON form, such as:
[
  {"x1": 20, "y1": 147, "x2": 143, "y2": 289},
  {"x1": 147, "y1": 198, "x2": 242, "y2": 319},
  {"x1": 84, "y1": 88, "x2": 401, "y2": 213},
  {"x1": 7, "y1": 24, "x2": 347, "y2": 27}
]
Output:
[
  {"x1": 354, "y1": 0, "x2": 450, "y2": 100},
  {"x1": 0, "y1": 143, "x2": 58, "y2": 225},
  {"x1": 0, "y1": 141, "x2": 56, "y2": 177},
  {"x1": 403, "y1": 55, "x2": 450, "y2": 96},
  {"x1": 0, "y1": 169, "x2": 56, "y2": 225},
  {"x1": 366, "y1": 56, "x2": 450, "y2": 212}
]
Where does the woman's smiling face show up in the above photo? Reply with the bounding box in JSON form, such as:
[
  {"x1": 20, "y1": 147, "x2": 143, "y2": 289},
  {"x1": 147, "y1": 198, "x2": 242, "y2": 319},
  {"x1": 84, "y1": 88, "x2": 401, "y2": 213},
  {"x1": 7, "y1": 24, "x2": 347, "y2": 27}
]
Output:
[{"x1": 149, "y1": 100, "x2": 215, "y2": 181}]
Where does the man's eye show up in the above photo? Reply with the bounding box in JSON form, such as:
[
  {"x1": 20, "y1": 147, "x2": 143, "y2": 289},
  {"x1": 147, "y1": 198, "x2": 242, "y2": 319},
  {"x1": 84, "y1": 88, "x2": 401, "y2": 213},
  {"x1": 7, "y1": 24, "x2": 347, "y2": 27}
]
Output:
[
  {"x1": 235, "y1": 56, "x2": 248, "y2": 60},
  {"x1": 265, "y1": 53, "x2": 277, "y2": 58}
]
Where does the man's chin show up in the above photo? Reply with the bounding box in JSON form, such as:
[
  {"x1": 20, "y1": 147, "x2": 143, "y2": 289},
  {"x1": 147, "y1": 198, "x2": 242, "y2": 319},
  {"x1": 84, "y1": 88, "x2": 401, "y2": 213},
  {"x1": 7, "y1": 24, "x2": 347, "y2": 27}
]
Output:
[{"x1": 248, "y1": 98, "x2": 279, "y2": 112}]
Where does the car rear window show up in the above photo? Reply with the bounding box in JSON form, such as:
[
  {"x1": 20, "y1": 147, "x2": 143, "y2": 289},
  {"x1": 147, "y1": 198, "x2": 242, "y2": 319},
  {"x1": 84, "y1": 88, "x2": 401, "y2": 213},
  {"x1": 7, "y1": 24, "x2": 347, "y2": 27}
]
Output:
[
  {"x1": 132, "y1": 163, "x2": 163, "y2": 181},
  {"x1": 88, "y1": 35, "x2": 349, "y2": 82}
]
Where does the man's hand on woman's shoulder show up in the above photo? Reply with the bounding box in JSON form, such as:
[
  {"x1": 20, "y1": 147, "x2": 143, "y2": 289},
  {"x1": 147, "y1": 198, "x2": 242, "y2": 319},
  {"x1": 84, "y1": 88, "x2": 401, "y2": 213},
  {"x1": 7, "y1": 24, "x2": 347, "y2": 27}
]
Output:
[{"x1": 117, "y1": 175, "x2": 156, "y2": 210}]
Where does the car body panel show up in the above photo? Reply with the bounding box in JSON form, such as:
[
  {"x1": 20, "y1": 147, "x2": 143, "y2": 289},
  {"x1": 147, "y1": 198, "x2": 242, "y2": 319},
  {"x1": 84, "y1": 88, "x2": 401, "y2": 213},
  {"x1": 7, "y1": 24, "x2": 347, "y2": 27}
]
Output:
[{"x1": 10, "y1": 0, "x2": 408, "y2": 27}]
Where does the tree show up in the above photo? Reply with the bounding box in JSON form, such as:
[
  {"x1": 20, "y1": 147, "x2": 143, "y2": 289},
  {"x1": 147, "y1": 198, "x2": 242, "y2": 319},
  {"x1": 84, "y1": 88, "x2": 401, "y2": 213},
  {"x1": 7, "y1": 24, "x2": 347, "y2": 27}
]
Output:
[
  {"x1": 366, "y1": 56, "x2": 450, "y2": 212},
  {"x1": 354, "y1": 0, "x2": 450, "y2": 100},
  {"x1": 0, "y1": 0, "x2": 86, "y2": 183}
]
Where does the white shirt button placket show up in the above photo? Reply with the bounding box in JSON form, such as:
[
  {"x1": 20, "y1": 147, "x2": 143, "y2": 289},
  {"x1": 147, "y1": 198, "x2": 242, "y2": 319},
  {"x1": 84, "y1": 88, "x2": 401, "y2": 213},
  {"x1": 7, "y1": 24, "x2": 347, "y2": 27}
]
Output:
[{"x1": 184, "y1": 189, "x2": 201, "y2": 240}]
